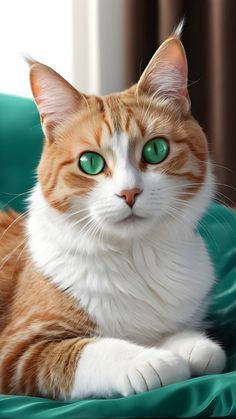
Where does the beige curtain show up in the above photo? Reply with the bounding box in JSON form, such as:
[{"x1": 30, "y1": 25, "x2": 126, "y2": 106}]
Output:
[{"x1": 125, "y1": 0, "x2": 236, "y2": 205}]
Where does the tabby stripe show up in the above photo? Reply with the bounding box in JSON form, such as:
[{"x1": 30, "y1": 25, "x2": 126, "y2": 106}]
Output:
[
  {"x1": 96, "y1": 97, "x2": 105, "y2": 113},
  {"x1": 103, "y1": 118, "x2": 113, "y2": 136},
  {"x1": 5, "y1": 314, "x2": 76, "y2": 337},
  {"x1": 124, "y1": 107, "x2": 134, "y2": 132},
  {"x1": 135, "y1": 118, "x2": 146, "y2": 137},
  {"x1": 47, "y1": 198, "x2": 70, "y2": 212},
  {"x1": 180, "y1": 185, "x2": 203, "y2": 200},
  {"x1": 175, "y1": 138, "x2": 207, "y2": 161},
  {"x1": 62, "y1": 172, "x2": 95, "y2": 195},
  {"x1": 44, "y1": 158, "x2": 74, "y2": 199},
  {"x1": 164, "y1": 152, "x2": 188, "y2": 171},
  {"x1": 94, "y1": 126, "x2": 103, "y2": 147},
  {"x1": 125, "y1": 114, "x2": 131, "y2": 132},
  {"x1": 36, "y1": 337, "x2": 91, "y2": 398},
  {"x1": 167, "y1": 171, "x2": 204, "y2": 183},
  {"x1": 16, "y1": 340, "x2": 49, "y2": 396},
  {"x1": 1, "y1": 334, "x2": 45, "y2": 393}
]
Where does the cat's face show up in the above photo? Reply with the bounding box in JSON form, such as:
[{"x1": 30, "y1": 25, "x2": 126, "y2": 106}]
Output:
[{"x1": 28, "y1": 35, "x2": 211, "y2": 240}]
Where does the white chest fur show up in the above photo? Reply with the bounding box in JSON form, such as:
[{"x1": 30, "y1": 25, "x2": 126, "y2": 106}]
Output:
[{"x1": 27, "y1": 185, "x2": 215, "y2": 346}]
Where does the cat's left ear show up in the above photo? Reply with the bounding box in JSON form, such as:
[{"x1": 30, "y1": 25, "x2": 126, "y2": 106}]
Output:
[
  {"x1": 26, "y1": 58, "x2": 84, "y2": 141},
  {"x1": 137, "y1": 35, "x2": 190, "y2": 114}
]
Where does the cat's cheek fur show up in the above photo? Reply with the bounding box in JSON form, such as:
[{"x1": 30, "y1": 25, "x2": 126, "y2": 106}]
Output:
[{"x1": 70, "y1": 338, "x2": 190, "y2": 399}]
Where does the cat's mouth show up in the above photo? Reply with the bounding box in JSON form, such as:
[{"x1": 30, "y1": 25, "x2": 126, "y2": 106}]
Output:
[{"x1": 118, "y1": 213, "x2": 147, "y2": 223}]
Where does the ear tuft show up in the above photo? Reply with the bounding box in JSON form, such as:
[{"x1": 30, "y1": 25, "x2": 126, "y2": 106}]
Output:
[
  {"x1": 172, "y1": 18, "x2": 185, "y2": 38},
  {"x1": 23, "y1": 53, "x2": 37, "y2": 67}
]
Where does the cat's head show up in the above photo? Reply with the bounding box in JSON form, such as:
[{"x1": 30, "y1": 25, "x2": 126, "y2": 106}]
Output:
[{"x1": 28, "y1": 30, "x2": 212, "y2": 241}]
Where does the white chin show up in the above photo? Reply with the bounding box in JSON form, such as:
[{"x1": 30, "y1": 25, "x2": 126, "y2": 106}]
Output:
[{"x1": 105, "y1": 216, "x2": 154, "y2": 239}]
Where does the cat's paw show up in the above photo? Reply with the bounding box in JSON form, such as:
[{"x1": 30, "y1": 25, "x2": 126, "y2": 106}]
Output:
[
  {"x1": 117, "y1": 348, "x2": 190, "y2": 396},
  {"x1": 161, "y1": 331, "x2": 226, "y2": 378},
  {"x1": 188, "y1": 340, "x2": 226, "y2": 376},
  {"x1": 71, "y1": 339, "x2": 190, "y2": 399}
]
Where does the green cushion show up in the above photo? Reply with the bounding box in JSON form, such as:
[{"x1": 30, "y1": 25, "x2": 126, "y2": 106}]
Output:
[
  {"x1": 0, "y1": 94, "x2": 43, "y2": 212},
  {"x1": 0, "y1": 94, "x2": 235, "y2": 417}
]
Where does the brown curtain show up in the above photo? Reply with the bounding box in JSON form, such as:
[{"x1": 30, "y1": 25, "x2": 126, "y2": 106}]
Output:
[{"x1": 125, "y1": 0, "x2": 236, "y2": 205}]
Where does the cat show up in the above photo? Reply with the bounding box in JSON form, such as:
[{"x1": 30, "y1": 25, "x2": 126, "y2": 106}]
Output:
[{"x1": 0, "y1": 25, "x2": 226, "y2": 400}]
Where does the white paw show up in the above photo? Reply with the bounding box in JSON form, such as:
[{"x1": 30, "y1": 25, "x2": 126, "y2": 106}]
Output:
[
  {"x1": 71, "y1": 339, "x2": 191, "y2": 399},
  {"x1": 188, "y1": 340, "x2": 226, "y2": 376},
  {"x1": 117, "y1": 348, "x2": 190, "y2": 396}
]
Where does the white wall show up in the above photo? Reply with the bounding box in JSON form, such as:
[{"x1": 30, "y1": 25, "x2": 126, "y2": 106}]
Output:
[
  {"x1": 73, "y1": 0, "x2": 126, "y2": 95},
  {"x1": 97, "y1": 0, "x2": 125, "y2": 94},
  {"x1": 0, "y1": 0, "x2": 125, "y2": 98},
  {"x1": 0, "y1": 0, "x2": 73, "y2": 97}
]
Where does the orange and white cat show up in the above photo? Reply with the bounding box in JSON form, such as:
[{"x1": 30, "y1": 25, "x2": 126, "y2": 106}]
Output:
[{"x1": 0, "y1": 26, "x2": 226, "y2": 400}]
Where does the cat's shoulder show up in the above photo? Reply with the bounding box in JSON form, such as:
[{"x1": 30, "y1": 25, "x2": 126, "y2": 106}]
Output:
[
  {"x1": 0, "y1": 209, "x2": 25, "y2": 263},
  {"x1": 0, "y1": 209, "x2": 19, "y2": 228}
]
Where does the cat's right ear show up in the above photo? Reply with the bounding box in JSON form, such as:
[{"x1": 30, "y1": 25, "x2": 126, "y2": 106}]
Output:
[
  {"x1": 136, "y1": 25, "x2": 190, "y2": 114},
  {"x1": 26, "y1": 58, "x2": 84, "y2": 141}
]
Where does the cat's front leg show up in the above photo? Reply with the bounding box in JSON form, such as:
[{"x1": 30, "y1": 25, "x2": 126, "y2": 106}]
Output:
[
  {"x1": 71, "y1": 338, "x2": 190, "y2": 399},
  {"x1": 161, "y1": 330, "x2": 226, "y2": 376}
]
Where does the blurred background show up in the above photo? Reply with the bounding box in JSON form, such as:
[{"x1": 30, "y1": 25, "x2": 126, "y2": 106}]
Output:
[{"x1": 0, "y1": 0, "x2": 235, "y2": 211}]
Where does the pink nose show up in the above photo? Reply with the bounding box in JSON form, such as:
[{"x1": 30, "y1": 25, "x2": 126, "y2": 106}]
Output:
[{"x1": 117, "y1": 188, "x2": 143, "y2": 208}]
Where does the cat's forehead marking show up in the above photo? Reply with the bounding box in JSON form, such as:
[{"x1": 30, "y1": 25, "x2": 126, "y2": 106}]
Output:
[
  {"x1": 104, "y1": 95, "x2": 123, "y2": 131},
  {"x1": 110, "y1": 131, "x2": 129, "y2": 161},
  {"x1": 96, "y1": 94, "x2": 148, "y2": 145},
  {"x1": 110, "y1": 131, "x2": 141, "y2": 192}
]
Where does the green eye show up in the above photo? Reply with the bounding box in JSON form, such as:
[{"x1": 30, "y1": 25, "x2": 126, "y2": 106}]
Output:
[
  {"x1": 142, "y1": 138, "x2": 169, "y2": 164},
  {"x1": 79, "y1": 152, "x2": 105, "y2": 175}
]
